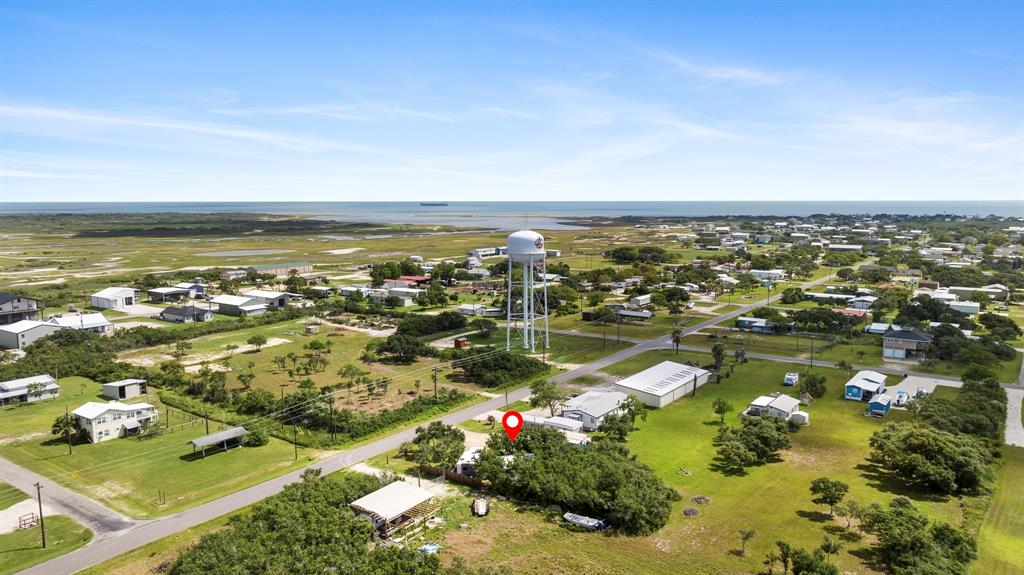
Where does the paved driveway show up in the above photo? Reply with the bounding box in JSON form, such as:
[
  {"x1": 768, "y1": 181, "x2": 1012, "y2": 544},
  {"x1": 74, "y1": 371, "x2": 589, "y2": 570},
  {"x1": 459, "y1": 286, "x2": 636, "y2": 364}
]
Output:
[{"x1": 1005, "y1": 388, "x2": 1024, "y2": 448}]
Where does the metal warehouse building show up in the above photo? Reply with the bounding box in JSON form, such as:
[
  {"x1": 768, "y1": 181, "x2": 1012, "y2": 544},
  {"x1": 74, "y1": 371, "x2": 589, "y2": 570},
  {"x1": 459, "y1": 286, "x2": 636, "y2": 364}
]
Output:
[{"x1": 613, "y1": 360, "x2": 711, "y2": 408}]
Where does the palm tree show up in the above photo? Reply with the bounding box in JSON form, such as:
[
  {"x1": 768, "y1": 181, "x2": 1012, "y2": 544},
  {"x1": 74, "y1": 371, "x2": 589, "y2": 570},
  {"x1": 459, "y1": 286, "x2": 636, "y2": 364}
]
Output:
[{"x1": 670, "y1": 328, "x2": 683, "y2": 354}]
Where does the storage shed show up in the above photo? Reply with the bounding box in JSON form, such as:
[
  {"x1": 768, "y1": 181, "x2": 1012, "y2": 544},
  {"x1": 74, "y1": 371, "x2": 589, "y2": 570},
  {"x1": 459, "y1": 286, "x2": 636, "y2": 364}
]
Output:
[{"x1": 102, "y1": 378, "x2": 147, "y2": 400}]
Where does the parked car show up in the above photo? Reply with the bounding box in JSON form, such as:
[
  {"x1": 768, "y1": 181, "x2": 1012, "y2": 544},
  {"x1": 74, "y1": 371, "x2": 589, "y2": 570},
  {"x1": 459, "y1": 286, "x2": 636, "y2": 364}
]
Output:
[{"x1": 783, "y1": 372, "x2": 800, "y2": 387}]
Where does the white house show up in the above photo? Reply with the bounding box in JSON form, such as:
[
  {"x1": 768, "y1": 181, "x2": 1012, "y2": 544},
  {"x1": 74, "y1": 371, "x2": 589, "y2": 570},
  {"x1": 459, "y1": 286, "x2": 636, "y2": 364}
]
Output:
[
  {"x1": 0, "y1": 374, "x2": 59, "y2": 405},
  {"x1": 48, "y1": 313, "x2": 113, "y2": 335},
  {"x1": 560, "y1": 391, "x2": 628, "y2": 430},
  {"x1": 629, "y1": 294, "x2": 652, "y2": 308},
  {"x1": 90, "y1": 287, "x2": 137, "y2": 309},
  {"x1": 612, "y1": 361, "x2": 711, "y2": 408},
  {"x1": 73, "y1": 400, "x2": 158, "y2": 443},
  {"x1": 742, "y1": 394, "x2": 803, "y2": 422},
  {"x1": 749, "y1": 269, "x2": 787, "y2": 281}
]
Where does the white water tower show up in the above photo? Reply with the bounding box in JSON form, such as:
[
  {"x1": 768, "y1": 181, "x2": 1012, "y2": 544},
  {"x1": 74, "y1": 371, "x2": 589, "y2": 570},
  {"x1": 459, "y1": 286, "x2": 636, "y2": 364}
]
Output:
[{"x1": 506, "y1": 229, "x2": 549, "y2": 352}]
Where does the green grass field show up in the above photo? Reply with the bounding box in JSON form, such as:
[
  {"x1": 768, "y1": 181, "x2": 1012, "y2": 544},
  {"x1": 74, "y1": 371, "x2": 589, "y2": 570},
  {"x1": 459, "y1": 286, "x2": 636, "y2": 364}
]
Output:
[
  {"x1": 0, "y1": 516, "x2": 93, "y2": 575},
  {"x1": 0, "y1": 412, "x2": 317, "y2": 519},
  {"x1": 547, "y1": 312, "x2": 704, "y2": 340},
  {"x1": 441, "y1": 350, "x2": 982, "y2": 574},
  {"x1": 970, "y1": 446, "x2": 1024, "y2": 575},
  {"x1": 1, "y1": 377, "x2": 100, "y2": 443},
  {"x1": 683, "y1": 329, "x2": 885, "y2": 367},
  {"x1": 465, "y1": 331, "x2": 633, "y2": 365},
  {"x1": 0, "y1": 481, "x2": 27, "y2": 511}
]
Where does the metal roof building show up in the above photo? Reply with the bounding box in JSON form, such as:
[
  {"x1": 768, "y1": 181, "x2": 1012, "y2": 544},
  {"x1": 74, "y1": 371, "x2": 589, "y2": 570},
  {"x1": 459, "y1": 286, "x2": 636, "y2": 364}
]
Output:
[{"x1": 613, "y1": 360, "x2": 711, "y2": 408}]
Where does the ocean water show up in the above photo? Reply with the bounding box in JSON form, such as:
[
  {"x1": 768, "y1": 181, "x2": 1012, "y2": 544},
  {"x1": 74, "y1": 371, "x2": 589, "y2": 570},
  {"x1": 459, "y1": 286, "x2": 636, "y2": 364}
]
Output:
[{"x1": 1, "y1": 201, "x2": 1021, "y2": 230}]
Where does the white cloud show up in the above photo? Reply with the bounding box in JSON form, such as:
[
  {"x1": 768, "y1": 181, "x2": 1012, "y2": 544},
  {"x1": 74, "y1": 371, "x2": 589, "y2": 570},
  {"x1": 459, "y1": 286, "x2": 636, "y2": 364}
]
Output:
[
  {"x1": 650, "y1": 50, "x2": 781, "y2": 86},
  {"x1": 0, "y1": 104, "x2": 379, "y2": 152}
]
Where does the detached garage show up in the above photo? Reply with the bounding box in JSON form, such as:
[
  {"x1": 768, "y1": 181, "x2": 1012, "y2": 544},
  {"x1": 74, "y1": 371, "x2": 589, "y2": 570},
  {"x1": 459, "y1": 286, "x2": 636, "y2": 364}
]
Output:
[
  {"x1": 91, "y1": 287, "x2": 137, "y2": 309},
  {"x1": 613, "y1": 361, "x2": 711, "y2": 408}
]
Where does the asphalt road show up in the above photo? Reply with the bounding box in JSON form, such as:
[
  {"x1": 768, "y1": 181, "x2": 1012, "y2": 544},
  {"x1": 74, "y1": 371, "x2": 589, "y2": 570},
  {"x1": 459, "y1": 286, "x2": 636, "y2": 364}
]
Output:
[{"x1": 0, "y1": 456, "x2": 135, "y2": 537}]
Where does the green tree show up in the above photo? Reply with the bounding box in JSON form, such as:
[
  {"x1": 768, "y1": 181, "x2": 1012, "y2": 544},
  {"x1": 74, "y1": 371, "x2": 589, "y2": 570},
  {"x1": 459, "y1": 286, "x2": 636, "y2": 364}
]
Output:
[
  {"x1": 411, "y1": 421, "x2": 465, "y2": 470},
  {"x1": 670, "y1": 328, "x2": 682, "y2": 354},
  {"x1": 247, "y1": 334, "x2": 268, "y2": 351},
  {"x1": 713, "y1": 397, "x2": 733, "y2": 423},
  {"x1": 529, "y1": 379, "x2": 568, "y2": 417},
  {"x1": 598, "y1": 412, "x2": 634, "y2": 441},
  {"x1": 711, "y1": 342, "x2": 727, "y2": 370},
  {"x1": 809, "y1": 477, "x2": 849, "y2": 516},
  {"x1": 172, "y1": 340, "x2": 192, "y2": 359}
]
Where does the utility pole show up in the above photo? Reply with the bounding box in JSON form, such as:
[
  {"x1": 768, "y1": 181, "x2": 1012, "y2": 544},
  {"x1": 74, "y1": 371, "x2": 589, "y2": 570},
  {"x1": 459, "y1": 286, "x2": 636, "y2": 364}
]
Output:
[
  {"x1": 431, "y1": 366, "x2": 440, "y2": 398},
  {"x1": 204, "y1": 409, "x2": 209, "y2": 434},
  {"x1": 505, "y1": 388, "x2": 509, "y2": 409},
  {"x1": 617, "y1": 316, "x2": 621, "y2": 342},
  {"x1": 293, "y1": 426, "x2": 298, "y2": 460},
  {"x1": 34, "y1": 483, "x2": 45, "y2": 548},
  {"x1": 64, "y1": 403, "x2": 72, "y2": 455},
  {"x1": 280, "y1": 384, "x2": 287, "y2": 399}
]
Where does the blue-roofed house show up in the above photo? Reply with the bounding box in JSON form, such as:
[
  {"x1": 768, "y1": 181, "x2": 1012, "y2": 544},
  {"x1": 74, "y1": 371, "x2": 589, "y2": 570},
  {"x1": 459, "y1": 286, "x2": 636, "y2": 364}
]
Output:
[
  {"x1": 844, "y1": 370, "x2": 887, "y2": 402},
  {"x1": 868, "y1": 393, "x2": 893, "y2": 416}
]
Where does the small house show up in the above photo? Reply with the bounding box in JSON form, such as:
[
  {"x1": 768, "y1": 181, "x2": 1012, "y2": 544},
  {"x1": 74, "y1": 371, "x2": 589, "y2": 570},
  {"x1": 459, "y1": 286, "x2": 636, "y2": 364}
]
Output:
[
  {"x1": 561, "y1": 391, "x2": 628, "y2": 430},
  {"x1": 102, "y1": 378, "x2": 147, "y2": 400},
  {"x1": 219, "y1": 269, "x2": 248, "y2": 281},
  {"x1": 453, "y1": 337, "x2": 469, "y2": 349},
  {"x1": 742, "y1": 394, "x2": 802, "y2": 421},
  {"x1": 0, "y1": 374, "x2": 59, "y2": 405},
  {"x1": 160, "y1": 305, "x2": 214, "y2": 323},
  {"x1": 629, "y1": 294, "x2": 652, "y2": 308},
  {"x1": 90, "y1": 287, "x2": 137, "y2": 309},
  {"x1": 847, "y1": 296, "x2": 878, "y2": 310},
  {"x1": 73, "y1": 401, "x2": 158, "y2": 443},
  {"x1": 844, "y1": 370, "x2": 887, "y2": 401},
  {"x1": 867, "y1": 394, "x2": 893, "y2": 417},
  {"x1": 47, "y1": 313, "x2": 113, "y2": 335}
]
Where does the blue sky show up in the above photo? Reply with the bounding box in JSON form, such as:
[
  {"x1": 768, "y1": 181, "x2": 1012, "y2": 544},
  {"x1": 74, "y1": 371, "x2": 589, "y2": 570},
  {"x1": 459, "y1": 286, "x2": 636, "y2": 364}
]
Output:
[{"x1": 1, "y1": 1, "x2": 1021, "y2": 202}]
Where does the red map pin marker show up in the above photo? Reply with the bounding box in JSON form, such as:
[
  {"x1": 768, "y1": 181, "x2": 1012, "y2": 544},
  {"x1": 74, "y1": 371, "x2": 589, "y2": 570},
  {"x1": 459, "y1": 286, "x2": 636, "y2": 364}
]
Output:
[{"x1": 502, "y1": 410, "x2": 523, "y2": 442}]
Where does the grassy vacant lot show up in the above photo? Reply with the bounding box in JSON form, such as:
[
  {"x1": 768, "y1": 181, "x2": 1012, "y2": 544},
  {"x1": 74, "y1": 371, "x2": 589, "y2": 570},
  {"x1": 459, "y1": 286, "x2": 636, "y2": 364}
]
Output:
[
  {"x1": 118, "y1": 318, "x2": 458, "y2": 410},
  {"x1": 970, "y1": 446, "x2": 1024, "y2": 575},
  {"x1": 0, "y1": 402, "x2": 316, "y2": 518},
  {"x1": 0, "y1": 516, "x2": 93, "y2": 575},
  {"x1": 442, "y1": 350, "x2": 980, "y2": 575},
  {"x1": 548, "y1": 312, "x2": 704, "y2": 340},
  {"x1": 683, "y1": 328, "x2": 884, "y2": 367},
  {"x1": 465, "y1": 331, "x2": 633, "y2": 366},
  {"x1": 915, "y1": 353, "x2": 1023, "y2": 385}
]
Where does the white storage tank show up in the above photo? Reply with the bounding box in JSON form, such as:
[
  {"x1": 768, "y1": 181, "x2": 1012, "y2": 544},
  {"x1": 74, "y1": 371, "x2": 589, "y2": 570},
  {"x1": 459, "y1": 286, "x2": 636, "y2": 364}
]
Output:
[{"x1": 506, "y1": 230, "x2": 546, "y2": 263}]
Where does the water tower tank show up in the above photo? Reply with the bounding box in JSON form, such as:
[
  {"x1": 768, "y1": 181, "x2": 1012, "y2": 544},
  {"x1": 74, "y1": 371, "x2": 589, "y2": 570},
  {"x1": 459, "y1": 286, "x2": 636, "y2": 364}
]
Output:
[{"x1": 507, "y1": 230, "x2": 546, "y2": 263}]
